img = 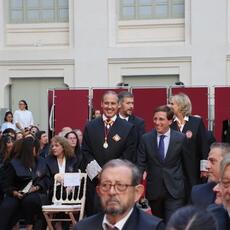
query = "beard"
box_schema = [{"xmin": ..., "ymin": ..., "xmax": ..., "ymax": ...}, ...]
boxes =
[{"xmin": 103, "ymin": 198, "xmax": 127, "ymax": 216}]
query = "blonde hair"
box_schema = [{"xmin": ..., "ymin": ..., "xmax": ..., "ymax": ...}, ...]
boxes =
[
  {"xmin": 169, "ymin": 93, "xmax": 192, "ymax": 116},
  {"xmin": 50, "ymin": 135, "xmax": 74, "ymax": 159}
]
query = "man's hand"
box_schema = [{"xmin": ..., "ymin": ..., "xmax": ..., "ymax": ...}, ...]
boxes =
[{"xmin": 13, "ymin": 191, "xmax": 24, "ymax": 199}]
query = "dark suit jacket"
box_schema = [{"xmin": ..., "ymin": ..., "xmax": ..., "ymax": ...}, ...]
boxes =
[
  {"xmin": 81, "ymin": 116, "xmax": 137, "ymax": 168},
  {"xmin": 208, "ymin": 204, "xmax": 230, "ymax": 230},
  {"xmin": 4, "ymin": 157, "xmax": 48, "ymax": 196},
  {"xmin": 128, "ymin": 115, "xmax": 145, "ymax": 140},
  {"xmin": 137, "ymin": 128, "xmax": 187, "ymax": 200},
  {"xmin": 74, "ymin": 206, "xmax": 165, "ymax": 230},
  {"xmin": 190, "ymin": 182, "xmax": 216, "ymax": 209},
  {"xmin": 171, "ymin": 116, "xmax": 209, "ymax": 187},
  {"xmin": 45, "ymin": 155, "xmax": 78, "ymax": 198}
]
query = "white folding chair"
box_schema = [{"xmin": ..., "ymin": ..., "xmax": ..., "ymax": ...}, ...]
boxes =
[{"xmin": 42, "ymin": 172, "xmax": 87, "ymax": 230}]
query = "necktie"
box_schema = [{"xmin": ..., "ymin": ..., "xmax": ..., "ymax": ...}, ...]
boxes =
[
  {"xmin": 158, "ymin": 135, "xmax": 165, "ymax": 161},
  {"xmin": 105, "ymin": 223, "xmax": 118, "ymax": 230}
]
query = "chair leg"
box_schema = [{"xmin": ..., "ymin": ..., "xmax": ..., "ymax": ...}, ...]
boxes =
[
  {"xmin": 43, "ymin": 212, "xmax": 54, "ymax": 230},
  {"xmin": 68, "ymin": 212, "xmax": 76, "ymax": 225}
]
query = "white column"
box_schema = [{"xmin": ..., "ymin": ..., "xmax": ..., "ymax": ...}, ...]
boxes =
[
  {"xmin": 0, "ymin": 0, "xmax": 5, "ymax": 48},
  {"xmin": 74, "ymin": 0, "xmax": 108, "ymax": 87},
  {"xmin": 191, "ymin": 0, "xmax": 227, "ymax": 86}
]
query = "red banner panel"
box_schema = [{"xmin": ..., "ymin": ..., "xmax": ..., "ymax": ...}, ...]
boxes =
[
  {"xmin": 171, "ymin": 87, "xmax": 209, "ymax": 128},
  {"xmin": 214, "ymin": 87, "xmax": 230, "ymax": 141},
  {"xmin": 92, "ymin": 88, "xmax": 129, "ymax": 114},
  {"xmin": 54, "ymin": 89, "xmax": 89, "ymax": 134},
  {"xmin": 132, "ymin": 88, "xmax": 168, "ymax": 132}
]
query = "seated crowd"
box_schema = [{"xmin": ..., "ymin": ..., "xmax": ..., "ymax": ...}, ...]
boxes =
[{"xmin": 0, "ymin": 91, "xmax": 229, "ymax": 230}]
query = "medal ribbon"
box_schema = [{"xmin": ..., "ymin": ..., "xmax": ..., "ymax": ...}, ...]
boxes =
[{"xmin": 104, "ymin": 119, "xmax": 113, "ymax": 144}]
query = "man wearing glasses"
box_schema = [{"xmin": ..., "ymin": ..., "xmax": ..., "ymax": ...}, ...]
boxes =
[
  {"xmin": 208, "ymin": 154, "xmax": 230, "ymax": 230},
  {"xmin": 74, "ymin": 159, "xmax": 164, "ymax": 230}
]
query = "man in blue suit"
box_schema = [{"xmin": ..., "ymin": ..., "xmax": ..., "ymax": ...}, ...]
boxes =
[
  {"xmin": 74, "ymin": 159, "xmax": 164, "ymax": 230},
  {"xmin": 137, "ymin": 105, "xmax": 189, "ymax": 222}
]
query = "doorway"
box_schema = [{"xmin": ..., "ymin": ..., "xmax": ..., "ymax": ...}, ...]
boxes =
[{"xmin": 10, "ymin": 78, "xmax": 68, "ymax": 131}]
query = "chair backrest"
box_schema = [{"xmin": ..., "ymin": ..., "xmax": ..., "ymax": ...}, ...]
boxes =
[{"xmin": 52, "ymin": 172, "xmax": 87, "ymax": 206}]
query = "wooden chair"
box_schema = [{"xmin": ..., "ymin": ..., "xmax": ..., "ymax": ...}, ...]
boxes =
[{"xmin": 42, "ymin": 172, "xmax": 87, "ymax": 230}]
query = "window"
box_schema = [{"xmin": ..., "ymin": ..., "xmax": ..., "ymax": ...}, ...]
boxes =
[
  {"xmin": 120, "ymin": 0, "xmax": 184, "ymax": 20},
  {"xmin": 8, "ymin": 0, "xmax": 69, "ymax": 23}
]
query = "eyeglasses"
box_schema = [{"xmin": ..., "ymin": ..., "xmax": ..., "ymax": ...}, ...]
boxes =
[
  {"xmin": 220, "ymin": 180, "xmax": 230, "ymax": 189},
  {"xmin": 99, "ymin": 182, "xmax": 135, "ymax": 193}
]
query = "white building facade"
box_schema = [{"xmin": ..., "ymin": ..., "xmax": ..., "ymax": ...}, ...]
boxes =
[{"xmin": 0, "ymin": 0, "xmax": 229, "ymax": 130}]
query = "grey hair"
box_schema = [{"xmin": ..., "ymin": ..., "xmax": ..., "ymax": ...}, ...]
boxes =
[
  {"xmin": 220, "ymin": 154, "xmax": 230, "ymax": 179},
  {"xmin": 210, "ymin": 142, "xmax": 230, "ymax": 158},
  {"xmin": 166, "ymin": 206, "xmax": 217, "ymax": 230},
  {"xmin": 169, "ymin": 93, "xmax": 192, "ymax": 116},
  {"xmin": 118, "ymin": 91, "xmax": 134, "ymax": 103},
  {"xmin": 101, "ymin": 91, "xmax": 119, "ymax": 103},
  {"xmin": 100, "ymin": 159, "xmax": 142, "ymax": 185}
]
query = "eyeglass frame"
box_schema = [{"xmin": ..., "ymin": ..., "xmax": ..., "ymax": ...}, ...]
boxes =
[
  {"xmin": 220, "ymin": 179, "xmax": 230, "ymax": 189},
  {"xmin": 98, "ymin": 182, "xmax": 136, "ymax": 193}
]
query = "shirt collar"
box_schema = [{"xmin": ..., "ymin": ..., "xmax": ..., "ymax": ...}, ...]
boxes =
[
  {"xmin": 119, "ymin": 113, "xmax": 129, "ymax": 121},
  {"xmin": 157, "ymin": 128, "xmax": 171, "ymax": 137},
  {"xmin": 102, "ymin": 114, "xmax": 117, "ymax": 123},
  {"xmin": 174, "ymin": 115, "xmax": 189, "ymax": 123},
  {"xmin": 102, "ymin": 207, "xmax": 133, "ymax": 230}
]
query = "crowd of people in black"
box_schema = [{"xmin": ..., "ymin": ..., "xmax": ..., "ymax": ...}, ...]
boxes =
[{"xmin": 0, "ymin": 92, "xmax": 229, "ymax": 230}]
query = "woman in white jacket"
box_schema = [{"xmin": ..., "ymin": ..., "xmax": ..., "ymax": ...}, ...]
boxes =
[{"xmin": 13, "ymin": 100, "xmax": 34, "ymax": 132}]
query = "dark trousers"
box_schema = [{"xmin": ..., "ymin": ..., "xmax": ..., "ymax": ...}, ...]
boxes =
[
  {"xmin": 148, "ymin": 184, "xmax": 185, "ymax": 223},
  {"xmin": 85, "ymin": 178, "xmax": 102, "ymax": 216},
  {"xmin": 0, "ymin": 192, "xmax": 45, "ymax": 229}
]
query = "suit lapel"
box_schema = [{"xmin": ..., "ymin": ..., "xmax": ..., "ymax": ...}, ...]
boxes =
[
  {"xmin": 95, "ymin": 213, "xmax": 104, "ymax": 230},
  {"xmin": 149, "ymin": 130, "xmax": 162, "ymax": 163},
  {"xmin": 171, "ymin": 121, "xmax": 180, "ymax": 132},
  {"xmin": 109, "ymin": 117, "xmax": 123, "ymax": 141},
  {"xmin": 97, "ymin": 118, "xmax": 106, "ymax": 143},
  {"xmin": 65, "ymin": 158, "xmax": 75, "ymax": 172},
  {"xmin": 50, "ymin": 156, "xmax": 59, "ymax": 175},
  {"xmin": 182, "ymin": 121, "xmax": 189, "ymax": 133},
  {"xmin": 122, "ymin": 207, "xmax": 137, "ymax": 230}
]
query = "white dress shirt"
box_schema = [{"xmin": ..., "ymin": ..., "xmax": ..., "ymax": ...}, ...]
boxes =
[
  {"xmin": 174, "ymin": 116, "xmax": 189, "ymax": 132},
  {"xmin": 119, "ymin": 114, "xmax": 129, "ymax": 121},
  {"xmin": 102, "ymin": 208, "xmax": 133, "ymax": 230}
]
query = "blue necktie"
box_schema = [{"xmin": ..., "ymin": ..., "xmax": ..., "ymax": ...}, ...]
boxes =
[{"xmin": 158, "ymin": 135, "xmax": 165, "ymax": 161}]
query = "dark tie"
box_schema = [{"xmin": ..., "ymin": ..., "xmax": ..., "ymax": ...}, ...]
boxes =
[
  {"xmin": 105, "ymin": 223, "xmax": 118, "ymax": 230},
  {"xmin": 158, "ymin": 135, "xmax": 165, "ymax": 161}
]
